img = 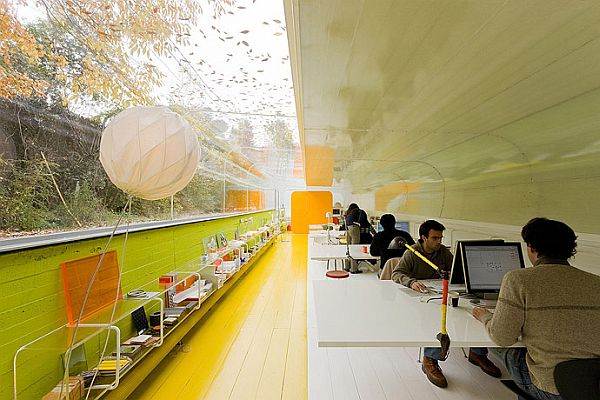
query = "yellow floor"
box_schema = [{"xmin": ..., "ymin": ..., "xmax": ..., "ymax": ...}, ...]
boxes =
[{"xmin": 129, "ymin": 234, "xmax": 307, "ymax": 400}]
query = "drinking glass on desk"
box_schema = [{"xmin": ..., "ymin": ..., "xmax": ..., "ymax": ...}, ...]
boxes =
[{"xmin": 449, "ymin": 291, "xmax": 459, "ymax": 307}]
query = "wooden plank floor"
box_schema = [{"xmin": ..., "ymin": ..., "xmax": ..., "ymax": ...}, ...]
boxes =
[
  {"xmin": 129, "ymin": 234, "xmax": 307, "ymax": 400},
  {"xmin": 130, "ymin": 234, "xmax": 516, "ymax": 400}
]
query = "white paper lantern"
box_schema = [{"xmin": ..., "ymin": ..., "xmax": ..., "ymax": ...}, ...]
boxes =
[{"xmin": 100, "ymin": 106, "xmax": 200, "ymax": 200}]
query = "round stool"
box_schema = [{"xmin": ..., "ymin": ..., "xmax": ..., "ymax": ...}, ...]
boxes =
[{"xmin": 325, "ymin": 270, "xmax": 349, "ymax": 279}]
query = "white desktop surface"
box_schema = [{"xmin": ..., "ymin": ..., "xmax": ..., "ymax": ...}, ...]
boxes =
[
  {"xmin": 313, "ymin": 279, "xmax": 509, "ymax": 348},
  {"xmin": 310, "ymin": 244, "xmax": 378, "ymax": 261},
  {"xmin": 308, "ymin": 230, "xmax": 346, "ymax": 239}
]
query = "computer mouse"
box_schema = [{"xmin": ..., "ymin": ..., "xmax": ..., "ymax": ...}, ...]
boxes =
[{"xmin": 469, "ymin": 299, "xmax": 480, "ymax": 304}]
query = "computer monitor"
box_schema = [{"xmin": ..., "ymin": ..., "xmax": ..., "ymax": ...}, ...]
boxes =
[
  {"xmin": 395, "ymin": 221, "xmax": 409, "ymax": 232},
  {"xmin": 450, "ymin": 240, "xmax": 505, "ymax": 285},
  {"xmin": 332, "ymin": 208, "xmax": 342, "ymax": 217},
  {"xmin": 463, "ymin": 242, "xmax": 525, "ymax": 294}
]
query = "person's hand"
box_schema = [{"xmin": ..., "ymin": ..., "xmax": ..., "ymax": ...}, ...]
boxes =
[
  {"xmin": 472, "ymin": 306, "xmax": 492, "ymax": 322},
  {"xmin": 410, "ymin": 280, "xmax": 427, "ymax": 292}
]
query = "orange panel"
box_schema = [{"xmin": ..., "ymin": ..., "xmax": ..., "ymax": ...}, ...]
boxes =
[
  {"xmin": 61, "ymin": 251, "xmax": 122, "ymax": 324},
  {"xmin": 293, "ymin": 144, "xmax": 304, "ymax": 178},
  {"xmin": 225, "ymin": 190, "xmax": 265, "ymax": 211},
  {"xmin": 375, "ymin": 181, "xmax": 421, "ymax": 211},
  {"xmin": 304, "ymin": 145, "xmax": 334, "ymax": 186},
  {"xmin": 291, "ymin": 191, "xmax": 333, "ymax": 233}
]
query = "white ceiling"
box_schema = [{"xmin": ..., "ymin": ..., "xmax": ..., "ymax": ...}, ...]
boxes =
[{"xmin": 284, "ymin": 0, "xmax": 600, "ymax": 233}]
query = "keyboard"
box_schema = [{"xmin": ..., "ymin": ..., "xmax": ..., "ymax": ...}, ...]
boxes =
[
  {"xmin": 420, "ymin": 279, "xmax": 466, "ymax": 293},
  {"xmin": 465, "ymin": 298, "xmax": 497, "ymax": 312}
]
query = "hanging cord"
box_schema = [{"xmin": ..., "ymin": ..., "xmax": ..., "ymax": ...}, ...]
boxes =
[
  {"xmin": 84, "ymin": 197, "xmax": 132, "ymax": 399},
  {"xmin": 60, "ymin": 197, "xmax": 132, "ymax": 399}
]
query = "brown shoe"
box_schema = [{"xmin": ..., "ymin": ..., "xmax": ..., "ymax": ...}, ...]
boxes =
[
  {"xmin": 421, "ymin": 356, "xmax": 448, "ymax": 388},
  {"xmin": 468, "ymin": 350, "xmax": 502, "ymax": 378}
]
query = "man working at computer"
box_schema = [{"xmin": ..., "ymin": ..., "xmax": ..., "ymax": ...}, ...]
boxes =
[
  {"xmin": 392, "ymin": 219, "xmax": 501, "ymax": 388},
  {"xmin": 472, "ymin": 217, "xmax": 600, "ymax": 399},
  {"xmin": 370, "ymin": 214, "xmax": 414, "ymax": 271}
]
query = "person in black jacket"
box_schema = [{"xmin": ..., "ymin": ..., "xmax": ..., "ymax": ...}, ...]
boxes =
[
  {"xmin": 370, "ymin": 214, "xmax": 415, "ymax": 269},
  {"xmin": 345, "ymin": 203, "xmax": 374, "ymax": 244}
]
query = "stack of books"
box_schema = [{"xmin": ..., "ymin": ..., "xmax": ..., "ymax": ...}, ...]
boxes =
[
  {"xmin": 112, "ymin": 345, "xmax": 142, "ymax": 362},
  {"xmin": 96, "ymin": 356, "xmax": 132, "ymax": 376}
]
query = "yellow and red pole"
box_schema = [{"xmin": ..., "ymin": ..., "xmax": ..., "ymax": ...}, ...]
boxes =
[{"xmin": 403, "ymin": 244, "xmax": 451, "ymax": 359}]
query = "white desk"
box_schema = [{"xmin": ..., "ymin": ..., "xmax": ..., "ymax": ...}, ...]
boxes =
[
  {"xmin": 310, "ymin": 244, "xmax": 379, "ymax": 261},
  {"xmin": 308, "ymin": 230, "xmax": 346, "ymax": 238},
  {"xmin": 313, "ymin": 279, "xmax": 514, "ymax": 348}
]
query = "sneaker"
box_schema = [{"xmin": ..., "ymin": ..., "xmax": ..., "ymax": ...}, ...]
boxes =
[
  {"xmin": 421, "ymin": 356, "xmax": 448, "ymax": 388},
  {"xmin": 468, "ymin": 350, "xmax": 502, "ymax": 378}
]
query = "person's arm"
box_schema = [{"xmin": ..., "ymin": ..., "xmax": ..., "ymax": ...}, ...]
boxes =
[
  {"xmin": 369, "ymin": 234, "xmax": 382, "ymax": 256},
  {"xmin": 403, "ymin": 231, "xmax": 415, "ymax": 245},
  {"xmin": 472, "ymin": 271, "xmax": 524, "ymax": 346},
  {"xmin": 391, "ymin": 251, "xmax": 419, "ymax": 288}
]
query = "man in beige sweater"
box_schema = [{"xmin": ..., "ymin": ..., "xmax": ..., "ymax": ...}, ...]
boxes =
[{"xmin": 473, "ymin": 217, "xmax": 600, "ymax": 399}]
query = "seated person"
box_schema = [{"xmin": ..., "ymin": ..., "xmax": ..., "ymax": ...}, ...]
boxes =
[
  {"xmin": 370, "ymin": 214, "xmax": 414, "ymax": 269},
  {"xmin": 392, "ymin": 219, "xmax": 500, "ymax": 388},
  {"xmin": 472, "ymin": 217, "xmax": 600, "ymax": 399}
]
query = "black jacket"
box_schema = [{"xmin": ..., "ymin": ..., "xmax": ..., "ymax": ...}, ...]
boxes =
[
  {"xmin": 370, "ymin": 228, "xmax": 415, "ymax": 268},
  {"xmin": 345, "ymin": 209, "xmax": 374, "ymax": 244}
]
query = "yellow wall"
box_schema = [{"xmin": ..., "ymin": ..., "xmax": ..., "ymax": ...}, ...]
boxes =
[{"xmin": 290, "ymin": 191, "xmax": 332, "ymax": 233}]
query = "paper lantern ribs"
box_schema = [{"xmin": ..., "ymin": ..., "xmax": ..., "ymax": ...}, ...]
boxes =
[{"xmin": 100, "ymin": 106, "xmax": 200, "ymax": 200}]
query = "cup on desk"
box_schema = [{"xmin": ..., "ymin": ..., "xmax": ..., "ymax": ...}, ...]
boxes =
[
  {"xmin": 449, "ymin": 291, "xmax": 460, "ymax": 307},
  {"xmin": 362, "ymin": 245, "xmax": 368, "ymax": 253}
]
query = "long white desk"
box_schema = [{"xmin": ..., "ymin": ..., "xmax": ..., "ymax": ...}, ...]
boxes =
[
  {"xmin": 308, "ymin": 230, "xmax": 346, "ymax": 238},
  {"xmin": 310, "ymin": 244, "xmax": 379, "ymax": 261},
  {"xmin": 313, "ymin": 279, "xmax": 515, "ymax": 348}
]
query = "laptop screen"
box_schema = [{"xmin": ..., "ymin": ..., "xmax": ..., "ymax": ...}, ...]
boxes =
[
  {"xmin": 463, "ymin": 242, "xmax": 525, "ymax": 293},
  {"xmin": 450, "ymin": 240, "xmax": 505, "ymax": 285}
]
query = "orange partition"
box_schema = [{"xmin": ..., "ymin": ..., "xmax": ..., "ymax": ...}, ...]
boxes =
[
  {"xmin": 291, "ymin": 191, "xmax": 333, "ymax": 233},
  {"xmin": 304, "ymin": 145, "xmax": 335, "ymax": 186},
  {"xmin": 225, "ymin": 190, "xmax": 265, "ymax": 211},
  {"xmin": 61, "ymin": 251, "xmax": 122, "ymax": 324}
]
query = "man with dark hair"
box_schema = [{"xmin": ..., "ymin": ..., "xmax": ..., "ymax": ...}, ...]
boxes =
[
  {"xmin": 473, "ymin": 217, "xmax": 600, "ymax": 399},
  {"xmin": 369, "ymin": 214, "xmax": 414, "ymax": 269},
  {"xmin": 392, "ymin": 219, "xmax": 452, "ymax": 291},
  {"xmin": 392, "ymin": 219, "xmax": 500, "ymax": 388}
]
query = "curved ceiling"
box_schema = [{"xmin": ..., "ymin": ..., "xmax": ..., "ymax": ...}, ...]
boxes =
[{"xmin": 284, "ymin": 0, "xmax": 600, "ymax": 233}]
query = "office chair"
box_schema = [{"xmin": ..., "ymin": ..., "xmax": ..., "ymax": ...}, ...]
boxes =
[
  {"xmin": 554, "ymin": 358, "xmax": 600, "ymax": 400},
  {"xmin": 502, "ymin": 357, "xmax": 600, "ymax": 400}
]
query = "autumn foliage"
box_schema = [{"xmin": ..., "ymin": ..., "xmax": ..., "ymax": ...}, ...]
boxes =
[{"xmin": 0, "ymin": 0, "xmax": 233, "ymax": 106}]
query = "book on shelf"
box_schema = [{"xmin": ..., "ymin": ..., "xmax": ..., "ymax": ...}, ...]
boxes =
[
  {"xmin": 96, "ymin": 356, "xmax": 132, "ymax": 376},
  {"xmin": 123, "ymin": 334, "xmax": 152, "ymax": 345}
]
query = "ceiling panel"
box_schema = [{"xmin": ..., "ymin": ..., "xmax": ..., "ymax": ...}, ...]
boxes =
[{"xmin": 285, "ymin": 0, "xmax": 600, "ymax": 232}]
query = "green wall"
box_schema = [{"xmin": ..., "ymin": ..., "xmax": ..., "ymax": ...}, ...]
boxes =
[{"xmin": 1, "ymin": 210, "xmax": 274, "ymax": 400}]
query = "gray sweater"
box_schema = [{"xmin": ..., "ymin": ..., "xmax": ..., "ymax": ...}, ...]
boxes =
[
  {"xmin": 481, "ymin": 258, "xmax": 600, "ymax": 394},
  {"xmin": 391, "ymin": 241, "xmax": 453, "ymax": 287}
]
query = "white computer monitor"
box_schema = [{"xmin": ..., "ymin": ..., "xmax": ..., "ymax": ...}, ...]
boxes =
[
  {"xmin": 450, "ymin": 239, "xmax": 505, "ymax": 285},
  {"xmin": 463, "ymin": 242, "xmax": 525, "ymax": 294}
]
